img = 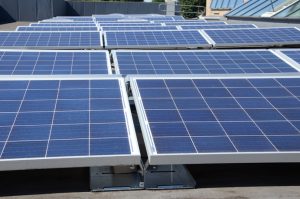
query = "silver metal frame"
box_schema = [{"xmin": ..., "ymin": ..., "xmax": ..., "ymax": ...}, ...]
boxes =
[
  {"xmin": 130, "ymin": 73, "xmax": 300, "ymax": 165},
  {"xmin": 0, "ymin": 31, "xmax": 103, "ymax": 50},
  {"xmin": 112, "ymin": 49, "xmax": 300, "ymax": 76},
  {"xmin": 271, "ymin": 48, "xmax": 300, "ymax": 72},
  {"xmin": 0, "ymin": 49, "xmax": 112, "ymax": 74},
  {"xmin": 104, "ymin": 30, "xmax": 212, "ymax": 49},
  {"xmin": 201, "ymin": 27, "xmax": 300, "ymax": 48},
  {"xmin": 0, "ymin": 75, "xmax": 140, "ymax": 171}
]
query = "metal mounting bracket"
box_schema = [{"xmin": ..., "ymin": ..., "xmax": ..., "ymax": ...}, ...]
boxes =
[
  {"xmin": 143, "ymin": 163, "xmax": 196, "ymax": 189},
  {"xmin": 90, "ymin": 165, "xmax": 144, "ymax": 191}
]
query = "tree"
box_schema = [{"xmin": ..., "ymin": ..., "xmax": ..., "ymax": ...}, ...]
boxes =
[{"xmin": 179, "ymin": 0, "xmax": 202, "ymax": 18}]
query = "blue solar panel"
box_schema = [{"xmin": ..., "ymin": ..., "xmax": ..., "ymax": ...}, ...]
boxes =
[
  {"xmin": 0, "ymin": 77, "xmax": 139, "ymax": 170},
  {"xmin": 0, "ymin": 50, "xmax": 110, "ymax": 75},
  {"xmin": 203, "ymin": 27, "xmax": 300, "ymax": 47},
  {"xmin": 101, "ymin": 26, "xmax": 178, "ymax": 31},
  {"xmin": 17, "ymin": 26, "xmax": 98, "ymax": 31},
  {"xmin": 180, "ymin": 24, "xmax": 256, "ymax": 30},
  {"xmin": 105, "ymin": 30, "xmax": 211, "ymax": 49},
  {"xmin": 132, "ymin": 76, "xmax": 300, "ymax": 164},
  {"xmin": 31, "ymin": 23, "xmax": 96, "ymax": 27},
  {"xmin": 278, "ymin": 49, "xmax": 300, "ymax": 66},
  {"xmin": 0, "ymin": 31, "xmax": 102, "ymax": 49},
  {"xmin": 99, "ymin": 23, "xmax": 158, "ymax": 27},
  {"xmin": 113, "ymin": 50, "xmax": 298, "ymax": 75},
  {"xmin": 164, "ymin": 22, "xmax": 226, "ymax": 25}
]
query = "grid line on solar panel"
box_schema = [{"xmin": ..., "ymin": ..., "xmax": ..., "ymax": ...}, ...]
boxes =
[
  {"xmin": 101, "ymin": 26, "xmax": 178, "ymax": 31},
  {"xmin": 202, "ymin": 27, "xmax": 300, "ymax": 47},
  {"xmin": 0, "ymin": 50, "xmax": 111, "ymax": 75},
  {"xmin": 180, "ymin": 24, "xmax": 257, "ymax": 30},
  {"xmin": 131, "ymin": 75, "xmax": 300, "ymax": 165},
  {"xmin": 104, "ymin": 30, "xmax": 211, "ymax": 49},
  {"xmin": 0, "ymin": 31, "xmax": 102, "ymax": 49},
  {"xmin": 17, "ymin": 26, "xmax": 99, "ymax": 32},
  {"xmin": 0, "ymin": 76, "xmax": 140, "ymax": 171},
  {"xmin": 112, "ymin": 49, "xmax": 299, "ymax": 75},
  {"xmin": 272, "ymin": 49, "xmax": 300, "ymax": 72}
]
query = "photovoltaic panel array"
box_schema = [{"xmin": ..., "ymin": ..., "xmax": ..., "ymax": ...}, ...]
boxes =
[
  {"xmin": 203, "ymin": 27, "xmax": 300, "ymax": 47},
  {"xmin": 180, "ymin": 24, "xmax": 256, "ymax": 30},
  {"xmin": 17, "ymin": 26, "xmax": 98, "ymax": 32},
  {"xmin": 113, "ymin": 50, "xmax": 298, "ymax": 75},
  {"xmin": 0, "ymin": 32, "xmax": 102, "ymax": 49},
  {"xmin": 131, "ymin": 76, "xmax": 300, "ymax": 165},
  {"xmin": 101, "ymin": 26, "xmax": 178, "ymax": 31},
  {"xmin": 104, "ymin": 30, "xmax": 211, "ymax": 49},
  {"xmin": 0, "ymin": 50, "xmax": 111, "ymax": 75},
  {"xmin": 0, "ymin": 77, "xmax": 140, "ymax": 171}
]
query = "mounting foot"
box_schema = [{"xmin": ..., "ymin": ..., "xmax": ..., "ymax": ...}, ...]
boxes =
[
  {"xmin": 90, "ymin": 165, "xmax": 144, "ymax": 191},
  {"xmin": 144, "ymin": 164, "xmax": 196, "ymax": 189}
]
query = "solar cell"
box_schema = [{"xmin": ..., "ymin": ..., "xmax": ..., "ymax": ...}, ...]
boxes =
[
  {"xmin": 180, "ymin": 24, "xmax": 256, "ymax": 30},
  {"xmin": 131, "ymin": 75, "xmax": 300, "ymax": 165},
  {"xmin": 0, "ymin": 31, "xmax": 102, "ymax": 49},
  {"xmin": 203, "ymin": 27, "xmax": 300, "ymax": 47},
  {"xmin": 0, "ymin": 50, "xmax": 111, "ymax": 75},
  {"xmin": 0, "ymin": 76, "xmax": 140, "ymax": 171},
  {"xmin": 104, "ymin": 30, "xmax": 211, "ymax": 49},
  {"xmin": 17, "ymin": 26, "xmax": 98, "ymax": 31},
  {"xmin": 101, "ymin": 26, "xmax": 178, "ymax": 31},
  {"xmin": 112, "ymin": 50, "xmax": 298, "ymax": 75}
]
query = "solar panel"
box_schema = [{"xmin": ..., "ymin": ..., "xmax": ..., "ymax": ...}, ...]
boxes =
[
  {"xmin": 112, "ymin": 49, "xmax": 299, "ymax": 75},
  {"xmin": 0, "ymin": 76, "xmax": 140, "ymax": 171},
  {"xmin": 104, "ymin": 30, "xmax": 211, "ymax": 49},
  {"xmin": 131, "ymin": 75, "xmax": 300, "ymax": 165},
  {"xmin": 164, "ymin": 22, "xmax": 226, "ymax": 26},
  {"xmin": 180, "ymin": 24, "xmax": 257, "ymax": 30},
  {"xmin": 98, "ymin": 23, "xmax": 158, "ymax": 27},
  {"xmin": 203, "ymin": 27, "xmax": 300, "ymax": 47},
  {"xmin": 0, "ymin": 50, "xmax": 111, "ymax": 75},
  {"xmin": 0, "ymin": 31, "xmax": 102, "ymax": 49},
  {"xmin": 31, "ymin": 23, "xmax": 96, "ymax": 27},
  {"xmin": 17, "ymin": 26, "xmax": 98, "ymax": 32},
  {"xmin": 273, "ymin": 49, "xmax": 300, "ymax": 71},
  {"xmin": 101, "ymin": 26, "xmax": 178, "ymax": 31}
]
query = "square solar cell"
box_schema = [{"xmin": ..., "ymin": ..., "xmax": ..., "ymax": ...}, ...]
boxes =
[
  {"xmin": 112, "ymin": 50, "xmax": 299, "ymax": 75},
  {"xmin": 203, "ymin": 27, "xmax": 300, "ymax": 47},
  {"xmin": 0, "ymin": 31, "xmax": 102, "ymax": 49},
  {"xmin": 131, "ymin": 76, "xmax": 300, "ymax": 165},
  {"xmin": 0, "ymin": 77, "xmax": 139, "ymax": 171},
  {"xmin": 104, "ymin": 30, "xmax": 211, "ymax": 49},
  {"xmin": 0, "ymin": 50, "xmax": 111, "ymax": 75}
]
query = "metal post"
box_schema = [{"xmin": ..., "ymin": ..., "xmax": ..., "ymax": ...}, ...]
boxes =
[{"xmin": 166, "ymin": 0, "xmax": 176, "ymax": 16}]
